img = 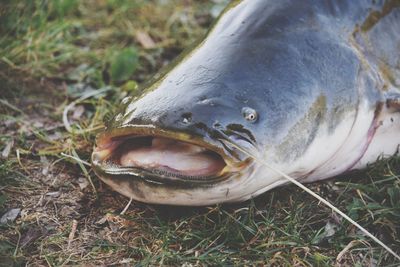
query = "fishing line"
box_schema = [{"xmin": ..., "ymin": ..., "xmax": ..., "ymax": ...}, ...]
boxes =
[{"xmin": 222, "ymin": 138, "xmax": 400, "ymax": 261}]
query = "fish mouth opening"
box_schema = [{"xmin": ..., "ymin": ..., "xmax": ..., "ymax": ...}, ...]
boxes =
[{"xmin": 92, "ymin": 129, "xmax": 247, "ymax": 184}]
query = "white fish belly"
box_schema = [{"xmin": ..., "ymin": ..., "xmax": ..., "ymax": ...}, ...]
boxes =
[{"xmin": 352, "ymin": 108, "xmax": 400, "ymax": 170}]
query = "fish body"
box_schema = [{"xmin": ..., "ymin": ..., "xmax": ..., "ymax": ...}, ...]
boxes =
[{"xmin": 92, "ymin": 0, "xmax": 400, "ymax": 205}]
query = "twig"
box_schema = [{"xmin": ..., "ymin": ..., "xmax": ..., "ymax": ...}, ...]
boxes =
[
  {"xmin": 120, "ymin": 198, "xmax": 133, "ymax": 215},
  {"xmin": 67, "ymin": 220, "xmax": 78, "ymax": 250}
]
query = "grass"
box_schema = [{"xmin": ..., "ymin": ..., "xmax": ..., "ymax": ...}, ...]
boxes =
[{"xmin": 0, "ymin": 0, "xmax": 399, "ymax": 266}]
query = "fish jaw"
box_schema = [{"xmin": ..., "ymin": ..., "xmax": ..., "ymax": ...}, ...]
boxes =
[{"xmin": 91, "ymin": 125, "xmax": 259, "ymax": 205}]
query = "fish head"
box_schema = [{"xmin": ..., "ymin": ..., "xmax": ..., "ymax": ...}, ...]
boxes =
[
  {"xmin": 92, "ymin": 0, "xmax": 366, "ymax": 205},
  {"xmin": 91, "ymin": 56, "xmax": 267, "ymax": 205}
]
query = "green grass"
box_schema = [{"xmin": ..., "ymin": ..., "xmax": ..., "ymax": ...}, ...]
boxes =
[{"xmin": 0, "ymin": 0, "xmax": 399, "ymax": 266}]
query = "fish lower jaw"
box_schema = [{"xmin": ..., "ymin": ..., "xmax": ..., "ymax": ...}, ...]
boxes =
[{"xmin": 93, "ymin": 167, "xmax": 257, "ymax": 206}]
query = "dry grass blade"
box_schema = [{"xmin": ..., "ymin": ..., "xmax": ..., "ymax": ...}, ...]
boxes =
[
  {"xmin": 63, "ymin": 87, "xmax": 111, "ymax": 134},
  {"xmin": 71, "ymin": 149, "xmax": 96, "ymax": 195},
  {"xmin": 60, "ymin": 152, "xmax": 91, "ymax": 167},
  {"xmin": 0, "ymin": 99, "xmax": 24, "ymax": 114}
]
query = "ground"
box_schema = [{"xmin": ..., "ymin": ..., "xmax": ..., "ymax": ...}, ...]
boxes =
[{"xmin": 0, "ymin": 1, "xmax": 399, "ymax": 266}]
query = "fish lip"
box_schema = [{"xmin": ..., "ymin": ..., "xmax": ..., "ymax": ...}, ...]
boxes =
[{"xmin": 92, "ymin": 124, "xmax": 251, "ymax": 186}]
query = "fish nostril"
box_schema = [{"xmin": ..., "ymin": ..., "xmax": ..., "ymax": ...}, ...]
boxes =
[
  {"xmin": 213, "ymin": 122, "xmax": 222, "ymax": 129},
  {"xmin": 181, "ymin": 113, "xmax": 193, "ymax": 124}
]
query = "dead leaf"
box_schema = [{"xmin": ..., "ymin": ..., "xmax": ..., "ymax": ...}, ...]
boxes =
[
  {"xmin": 46, "ymin": 191, "xmax": 61, "ymax": 198},
  {"xmin": 0, "ymin": 208, "xmax": 21, "ymax": 224},
  {"xmin": 1, "ymin": 139, "xmax": 14, "ymax": 159},
  {"xmin": 78, "ymin": 177, "xmax": 89, "ymax": 190},
  {"xmin": 71, "ymin": 105, "xmax": 85, "ymax": 120},
  {"xmin": 135, "ymin": 30, "xmax": 156, "ymax": 49},
  {"xmin": 324, "ymin": 221, "xmax": 337, "ymax": 238},
  {"xmin": 40, "ymin": 156, "xmax": 50, "ymax": 175},
  {"xmin": 95, "ymin": 215, "xmax": 108, "ymax": 225}
]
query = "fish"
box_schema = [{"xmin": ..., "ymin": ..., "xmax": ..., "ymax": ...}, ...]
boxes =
[{"xmin": 92, "ymin": 0, "xmax": 400, "ymax": 206}]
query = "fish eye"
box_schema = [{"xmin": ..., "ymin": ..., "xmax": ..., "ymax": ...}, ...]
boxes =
[{"xmin": 242, "ymin": 107, "xmax": 258, "ymax": 122}]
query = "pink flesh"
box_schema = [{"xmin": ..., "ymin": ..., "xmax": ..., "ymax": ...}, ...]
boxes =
[{"xmin": 120, "ymin": 137, "xmax": 225, "ymax": 177}]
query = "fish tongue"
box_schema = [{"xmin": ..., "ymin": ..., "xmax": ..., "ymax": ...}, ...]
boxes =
[{"xmin": 120, "ymin": 138, "xmax": 224, "ymax": 176}]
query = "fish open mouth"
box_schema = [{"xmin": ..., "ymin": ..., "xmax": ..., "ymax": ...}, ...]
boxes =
[{"xmin": 92, "ymin": 128, "xmax": 247, "ymax": 184}]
